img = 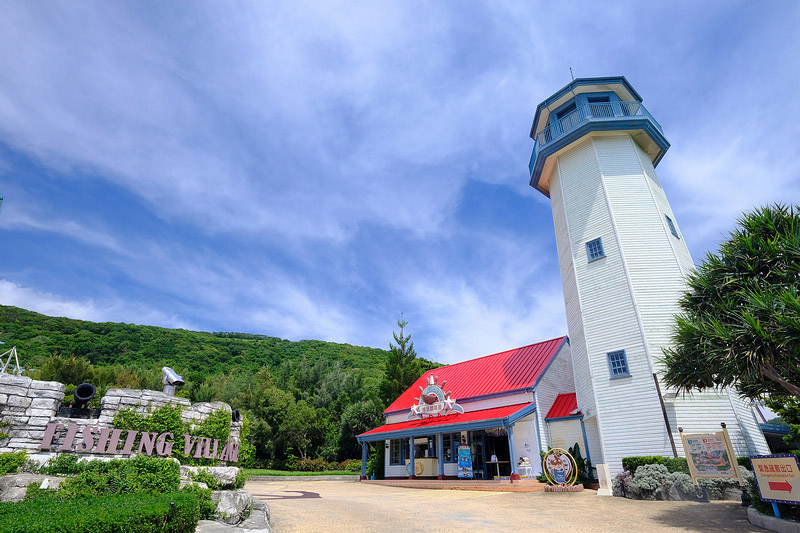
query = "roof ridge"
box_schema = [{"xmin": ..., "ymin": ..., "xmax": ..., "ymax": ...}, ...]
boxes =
[{"xmin": 423, "ymin": 335, "xmax": 567, "ymax": 372}]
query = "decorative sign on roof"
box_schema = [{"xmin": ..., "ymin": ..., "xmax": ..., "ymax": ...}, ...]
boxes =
[{"xmin": 407, "ymin": 374, "xmax": 464, "ymax": 420}]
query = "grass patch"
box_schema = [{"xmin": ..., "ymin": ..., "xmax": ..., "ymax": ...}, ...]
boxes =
[{"xmin": 245, "ymin": 469, "xmax": 359, "ymax": 476}]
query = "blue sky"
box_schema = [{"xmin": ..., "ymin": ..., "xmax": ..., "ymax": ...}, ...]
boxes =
[{"xmin": 1, "ymin": 1, "xmax": 799, "ymax": 364}]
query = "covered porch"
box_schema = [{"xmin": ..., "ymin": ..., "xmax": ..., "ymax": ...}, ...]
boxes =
[{"xmin": 357, "ymin": 403, "xmax": 541, "ymax": 482}]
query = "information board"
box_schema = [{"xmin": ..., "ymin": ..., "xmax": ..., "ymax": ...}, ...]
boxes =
[
  {"xmin": 457, "ymin": 444, "xmax": 473, "ymax": 479},
  {"xmin": 680, "ymin": 431, "xmax": 737, "ymax": 478},
  {"xmin": 751, "ymin": 454, "xmax": 800, "ymax": 505}
]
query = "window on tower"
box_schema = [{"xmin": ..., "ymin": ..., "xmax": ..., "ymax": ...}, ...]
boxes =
[
  {"xmin": 586, "ymin": 238, "xmax": 605, "ymax": 262},
  {"xmin": 665, "ymin": 214, "xmax": 680, "ymax": 239},
  {"xmin": 607, "ymin": 350, "xmax": 631, "ymax": 379}
]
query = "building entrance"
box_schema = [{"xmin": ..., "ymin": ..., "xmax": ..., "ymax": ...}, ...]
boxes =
[{"xmin": 484, "ymin": 431, "xmax": 511, "ymax": 478}]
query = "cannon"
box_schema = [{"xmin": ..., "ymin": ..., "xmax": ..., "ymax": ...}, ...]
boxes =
[{"xmin": 70, "ymin": 383, "xmax": 96, "ymax": 409}]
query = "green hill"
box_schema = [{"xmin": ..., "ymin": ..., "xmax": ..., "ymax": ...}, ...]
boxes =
[
  {"xmin": 0, "ymin": 305, "xmax": 388, "ymax": 381},
  {"xmin": 0, "ymin": 305, "xmax": 435, "ymax": 467}
]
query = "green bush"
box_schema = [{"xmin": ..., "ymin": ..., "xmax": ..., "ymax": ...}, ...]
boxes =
[
  {"xmin": 622, "ymin": 456, "xmax": 688, "ymax": 474},
  {"xmin": 0, "ymin": 491, "xmax": 205, "ymax": 533},
  {"xmin": 342, "ymin": 459, "xmax": 362, "ymax": 473},
  {"xmin": 667, "ymin": 471, "xmax": 695, "ymax": 495},
  {"xmin": 42, "ymin": 453, "xmax": 86, "ymax": 476},
  {"xmin": 55, "ymin": 455, "xmax": 180, "ymax": 499},
  {"xmin": 633, "ymin": 464, "xmax": 670, "ymax": 499},
  {"xmin": 113, "ymin": 405, "xmax": 233, "ymax": 466},
  {"xmin": 736, "ymin": 456, "xmax": 752, "ymax": 470},
  {"xmin": 0, "ymin": 452, "xmax": 27, "ymax": 476},
  {"xmin": 295, "ymin": 457, "xmax": 333, "ymax": 472}
]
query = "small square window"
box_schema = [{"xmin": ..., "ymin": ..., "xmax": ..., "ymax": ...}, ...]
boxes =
[
  {"xmin": 665, "ymin": 215, "xmax": 680, "ymax": 239},
  {"xmin": 607, "ymin": 350, "xmax": 631, "ymax": 379},
  {"xmin": 586, "ymin": 238, "xmax": 605, "ymax": 262}
]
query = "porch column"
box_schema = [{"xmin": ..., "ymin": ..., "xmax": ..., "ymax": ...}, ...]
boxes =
[
  {"xmin": 360, "ymin": 441, "xmax": 368, "ymax": 480},
  {"xmin": 408, "ymin": 435, "xmax": 415, "ymax": 479},
  {"xmin": 437, "ymin": 433, "xmax": 444, "ymax": 479},
  {"xmin": 507, "ymin": 425, "xmax": 520, "ymax": 481}
]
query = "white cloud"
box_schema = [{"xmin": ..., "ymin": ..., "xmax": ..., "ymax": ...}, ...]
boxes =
[{"xmin": 0, "ymin": 279, "xmax": 195, "ymax": 330}]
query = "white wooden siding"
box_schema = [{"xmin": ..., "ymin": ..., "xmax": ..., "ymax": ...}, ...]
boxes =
[
  {"xmin": 553, "ymin": 135, "xmax": 676, "ymax": 473},
  {"xmin": 547, "ymin": 418, "xmax": 584, "ymax": 453},
  {"xmin": 513, "ymin": 416, "xmax": 543, "ymax": 476},
  {"xmin": 533, "ymin": 342, "xmax": 575, "ymax": 453}
]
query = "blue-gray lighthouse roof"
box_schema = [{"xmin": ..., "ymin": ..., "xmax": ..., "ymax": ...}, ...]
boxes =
[{"xmin": 528, "ymin": 76, "xmax": 669, "ymax": 197}]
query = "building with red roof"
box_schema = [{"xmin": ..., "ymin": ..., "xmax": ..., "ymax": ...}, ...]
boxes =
[{"xmin": 357, "ymin": 337, "xmax": 585, "ymax": 480}]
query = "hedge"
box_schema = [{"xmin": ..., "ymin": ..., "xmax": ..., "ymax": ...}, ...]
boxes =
[
  {"xmin": 0, "ymin": 492, "xmax": 204, "ymax": 533},
  {"xmin": 623, "ymin": 455, "xmax": 759, "ymax": 475},
  {"xmin": 621, "ymin": 456, "xmax": 689, "ymax": 474}
]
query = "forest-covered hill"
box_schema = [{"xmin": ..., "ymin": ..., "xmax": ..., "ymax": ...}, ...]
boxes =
[
  {"xmin": 0, "ymin": 305, "xmax": 389, "ymax": 383},
  {"xmin": 0, "ymin": 305, "xmax": 435, "ymax": 468}
]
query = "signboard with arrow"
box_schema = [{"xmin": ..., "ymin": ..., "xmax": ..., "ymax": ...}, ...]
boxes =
[{"xmin": 751, "ymin": 454, "xmax": 800, "ymax": 505}]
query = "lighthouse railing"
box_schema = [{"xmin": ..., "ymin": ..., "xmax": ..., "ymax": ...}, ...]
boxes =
[{"xmin": 529, "ymin": 100, "xmax": 663, "ymax": 175}]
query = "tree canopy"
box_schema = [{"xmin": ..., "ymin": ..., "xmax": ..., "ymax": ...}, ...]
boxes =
[
  {"xmin": 379, "ymin": 315, "xmax": 425, "ymax": 406},
  {"xmin": 661, "ymin": 204, "xmax": 800, "ymax": 400}
]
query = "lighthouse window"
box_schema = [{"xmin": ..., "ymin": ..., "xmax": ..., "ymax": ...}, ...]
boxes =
[
  {"xmin": 665, "ymin": 214, "xmax": 680, "ymax": 239},
  {"xmin": 607, "ymin": 350, "xmax": 631, "ymax": 379},
  {"xmin": 586, "ymin": 238, "xmax": 605, "ymax": 262}
]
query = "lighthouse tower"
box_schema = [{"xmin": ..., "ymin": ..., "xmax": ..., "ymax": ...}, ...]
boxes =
[{"xmin": 528, "ymin": 77, "xmax": 768, "ymax": 472}]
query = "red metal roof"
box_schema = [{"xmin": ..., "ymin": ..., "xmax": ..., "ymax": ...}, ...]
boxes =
[
  {"xmin": 545, "ymin": 393, "xmax": 579, "ymax": 419},
  {"xmin": 359, "ymin": 403, "xmax": 532, "ymax": 439},
  {"xmin": 385, "ymin": 336, "xmax": 567, "ymax": 413}
]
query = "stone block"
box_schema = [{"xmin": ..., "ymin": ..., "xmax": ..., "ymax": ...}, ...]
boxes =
[
  {"xmin": 34, "ymin": 389, "xmax": 65, "ymax": 400},
  {"xmin": 0, "ymin": 374, "xmax": 32, "ymax": 388},
  {"xmin": 29, "ymin": 380, "xmax": 65, "ymax": 392},
  {"xmin": 0, "ymin": 394, "xmax": 7, "ymax": 404},
  {"xmin": 30, "ymin": 397, "xmax": 60, "ymax": 410},
  {"xmin": 25, "ymin": 408, "xmax": 54, "ymax": 418},
  {"xmin": 7, "ymin": 395, "xmax": 31, "ymax": 408},
  {"xmin": 212, "ymin": 489, "xmax": 252, "ymax": 525},
  {"xmin": 0, "ymin": 385, "xmax": 30, "ymax": 397},
  {"xmin": 28, "ymin": 417, "xmax": 51, "ymax": 427}
]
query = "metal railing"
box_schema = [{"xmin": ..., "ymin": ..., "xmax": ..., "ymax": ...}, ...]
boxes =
[
  {"xmin": 535, "ymin": 100, "xmax": 660, "ymax": 147},
  {"xmin": 529, "ymin": 100, "xmax": 662, "ymax": 175}
]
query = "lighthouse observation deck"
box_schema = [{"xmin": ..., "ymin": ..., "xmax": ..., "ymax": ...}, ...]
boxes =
[{"xmin": 527, "ymin": 77, "xmax": 669, "ymax": 196}]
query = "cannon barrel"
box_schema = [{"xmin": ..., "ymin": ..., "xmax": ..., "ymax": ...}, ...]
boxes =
[{"xmin": 70, "ymin": 383, "xmax": 97, "ymax": 408}]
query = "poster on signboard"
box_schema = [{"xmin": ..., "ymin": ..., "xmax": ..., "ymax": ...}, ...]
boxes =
[
  {"xmin": 679, "ymin": 430, "xmax": 737, "ymax": 479},
  {"xmin": 458, "ymin": 444, "xmax": 473, "ymax": 479}
]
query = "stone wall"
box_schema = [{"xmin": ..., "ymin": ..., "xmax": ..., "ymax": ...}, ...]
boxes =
[
  {"xmin": 0, "ymin": 373, "xmax": 242, "ymax": 463},
  {"xmin": 0, "ymin": 373, "xmax": 64, "ymax": 454}
]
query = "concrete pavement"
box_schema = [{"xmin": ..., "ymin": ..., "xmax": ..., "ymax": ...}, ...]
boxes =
[{"xmin": 245, "ymin": 478, "xmax": 763, "ymax": 532}]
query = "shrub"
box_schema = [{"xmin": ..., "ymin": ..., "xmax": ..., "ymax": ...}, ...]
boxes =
[
  {"xmin": 113, "ymin": 405, "xmax": 234, "ymax": 466},
  {"xmin": 0, "ymin": 452, "xmax": 27, "ymax": 476},
  {"xmin": 295, "ymin": 457, "xmax": 331, "ymax": 472},
  {"xmin": 622, "ymin": 455, "xmax": 688, "ymax": 474},
  {"xmin": 191, "ymin": 468, "xmax": 222, "ymax": 490},
  {"xmin": 633, "ymin": 464, "xmax": 671, "ymax": 500},
  {"xmin": 737, "ymin": 456, "xmax": 752, "ymax": 470},
  {"xmin": 342, "ymin": 459, "xmax": 362, "ymax": 473},
  {"xmin": 0, "ymin": 491, "xmax": 205, "ymax": 533},
  {"xmin": 667, "ymin": 471, "xmax": 694, "ymax": 496},
  {"xmin": 41, "ymin": 453, "xmax": 86, "ymax": 476},
  {"xmin": 56, "ymin": 455, "xmax": 181, "ymax": 499}
]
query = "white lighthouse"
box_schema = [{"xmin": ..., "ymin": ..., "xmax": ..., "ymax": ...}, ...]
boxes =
[{"xmin": 528, "ymin": 77, "xmax": 769, "ymax": 472}]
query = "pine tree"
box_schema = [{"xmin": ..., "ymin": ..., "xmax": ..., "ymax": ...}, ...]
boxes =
[{"xmin": 379, "ymin": 315, "xmax": 422, "ymax": 406}]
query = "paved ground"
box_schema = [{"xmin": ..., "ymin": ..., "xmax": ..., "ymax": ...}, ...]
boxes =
[{"xmin": 245, "ymin": 479, "xmax": 763, "ymax": 532}]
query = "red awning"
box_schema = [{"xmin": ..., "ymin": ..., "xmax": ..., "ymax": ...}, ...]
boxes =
[
  {"xmin": 545, "ymin": 393, "xmax": 579, "ymax": 419},
  {"xmin": 358, "ymin": 403, "xmax": 533, "ymax": 441}
]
